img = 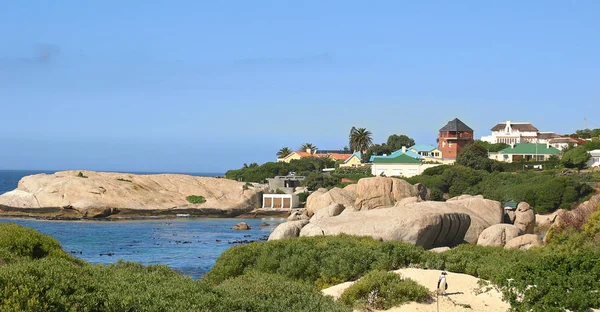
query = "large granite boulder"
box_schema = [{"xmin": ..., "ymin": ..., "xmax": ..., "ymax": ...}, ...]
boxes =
[
  {"xmin": 287, "ymin": 209, "xmax": 310, "ymax": 221},
  {"xmin": 308, "ymin": 204, "xmax": 471, "ymax": 249},
  {"xmin": 268, "ymin": 220, "xmax": 309, "ymax": 241},
  {"xmin": 310, "ymin": 203, "xmax": 345, "ymax": 222},
  {"xmin": 299, "ymin": 223, "xmax": 325, "ymax": 237},
  {"xmin": 0, "ymin": 170, "xmax": 263, "ymax": 219},
  {"xmin": 515, "ymin": 202, "xmax": 535, "ymax": 234},
  {"xmin": 504, "ymin": 234, "xmax": 543, "ymax": 250},
  {"xmin": 409, "ymin": 195, "xmax": 504, "ymax": 244},
  {"xmin": 477, "ymin": 224, "xmax": 523, "ymax": 247},
  {"xmin": 354, "ymin": 177, "xmax": 423, "ymax": 210},
  {"xmin": 305, "ymin": 187, "xmax": 356, "ymax": 215},
  {"xmin": 232, "ymin": 222, "xmax": 250, "ymax": 230}
]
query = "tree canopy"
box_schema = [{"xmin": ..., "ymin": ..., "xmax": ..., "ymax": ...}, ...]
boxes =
[
  {"xmin": 277, "ymin": 147, "xmax": 293, "ymax": 158},
  {"xmin": 561, "ymin": 146, "xmax": 591, "ymax": 171},
  {"xmin": 386, "ymin": 134, "xmax": 415, "ymax": 150},
  {"xmin": 349, "ymin": 127, "xmax": 373, "ymax": 153},
  {"xmin": 299, "ymin": 143, "xmax": 318, "ymax": 152},
  {"xmin": 456, "ymin": 141, "xmax": 505, "ymax": 172}
]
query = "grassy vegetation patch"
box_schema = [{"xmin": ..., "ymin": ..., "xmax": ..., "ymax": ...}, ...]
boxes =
[
  {"xmin": 340, "ymin": 270, "xmax": 430, "ymax": 310},
  {"xmin": 116, "ymin": 178, "xmax": 132, "ymax": 183},
  {"xmin": 186, "ymin": 195, "xmax": 206, "ymax": 204}
]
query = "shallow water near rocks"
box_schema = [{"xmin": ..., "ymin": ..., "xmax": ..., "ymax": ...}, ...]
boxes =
[{"xmin": 1, "ymin": 217, "xmax": 284, "ymax": 279}]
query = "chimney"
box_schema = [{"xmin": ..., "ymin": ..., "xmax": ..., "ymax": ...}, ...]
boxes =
[
  {"xmin": 306, "ymin": 148, "xmax": 312, "ymax": 154},
  {"xmin": 402, "ymin": 146, "xmax": 406, "ymax": 153},
  {"xmin": 546, "ymin": 142, "xmax": 550, "ymax": 149}
]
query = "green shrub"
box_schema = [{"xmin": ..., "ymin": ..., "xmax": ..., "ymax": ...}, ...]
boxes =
[
  {"xmin": 340, "ymin": 270, "xmax": 430, "ymax": 310},
  {"xmin": 0, "ymin": 223, "xmax": 78, "ymax": 263},
  {"xmin": 302, "ymin": 172, "xmax": 339, "ymax": 191},
  {"xmin": 217, "ymin": 271, "xmax": 349, "ymax": 312},
  {"xmin": 77, "ymin": 171, "xmax": 88, "ymax": 178},
  {"xmin": 186, "ymin": 195, "xmax": 206, "ymax": 204},
  {"xmin": 297, "ymin": 192, "xmax": 310, "ymax": 203},
  {"xmin": 116, "ymin": 178, "xmax": 132, "ymax": 182}
]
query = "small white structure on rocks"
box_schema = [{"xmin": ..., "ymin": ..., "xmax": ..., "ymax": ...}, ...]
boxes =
[{"xmin": 262, "ymin": 194, "xmax": 299, "ymax": 209}]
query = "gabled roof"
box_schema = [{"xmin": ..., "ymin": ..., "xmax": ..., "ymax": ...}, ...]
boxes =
[
  {"xmin": 537, "ymin": 132, "xmax": 561, "ymax": 140},
  {"xmin": 589, "ymin": 149, "xmax": 600, "ymax": 156},
  {"xmin": 500, "ymin": 143, "xmax": 561, "ymax": 155},
  {"xmin": 372, "ymin": 153, "xmax": 422, "ymax": 164},
  {"xmin": 289, "ymin": 152, "xmax": 328, "ymax": 158},
  {"xmin": 439, "ymin": 118, "xmax": 473, "ymax": 132},
  {"xmin": 343, "ymin": 152, "xmax": 362, "ymax": 163},
  {"xmin": 548, "ymin": 137, "xmax": 578, "ymax": 144},
  {"xmin": 328, "ymin": 153, "xmax": 353, "ymax": 161},
  {"xmin": 409, "ymin": 144, "xmax": 437, "ymax": 152},
  {"xmin": 491, "ymin": 122, "xmax": 538, "ymax": 132},
  {"xmin": 370, "ymin": 149, "xmax": 423, "ymax": 162}
]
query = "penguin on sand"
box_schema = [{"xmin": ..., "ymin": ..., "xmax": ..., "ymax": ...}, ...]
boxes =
[{"xmin": 437, "ymin": 271, "xmax": 448, "ymax": 295}]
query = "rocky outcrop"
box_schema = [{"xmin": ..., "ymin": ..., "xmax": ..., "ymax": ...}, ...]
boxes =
[
  {"xmin": 504, "ymin": 234, "xmax": 543, "ymax": 250},
  {"xmin": 268, "ymin": 220, "xmax": 309, "ymax": 241},
  {"xmin": 287, "ymin": 209, "xmax": 310, "ymax": 221},
  {"xmin": 310, "ymin": 203, "xmax": 345, "ymax": 222},
  {"xmin": 0, "ymin": 170, "xmax": 264, "ymax": 219},
  {"xmin": 307, "ymin": 204, "xmax": 471, "ymax": 249},
  {"xmin": 514, "ymin": 202, "xmax": 535, "ymax": 234},
  {"xmin": 477, "ymin": 224, "xmax": 523, "ymax": 247},
  {"xmin": 305, "ymin": 187, "xmax": 356, "ymax": 215},
  {"xmin": 354, "ymin": 177, "xmax": 425, "ymax": 210},
  {"xmin": 439, "ymin": 195, "xmax": 504, "ymax": 244},
  {"xmin": 299, "ymin": 223, "xmax": 325, "ymax": 237},
  {"xmin": 232, "ymin": 222, "xmax": 250, "ymax": 230}
]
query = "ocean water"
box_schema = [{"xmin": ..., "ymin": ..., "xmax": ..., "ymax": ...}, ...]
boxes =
[
  {"xmin": 0, "ymin": 170, "xmax": 283, "ymax": 279},
  {"xmin": 1, "ymin": 217, "xmax": 283, "ymax": 279}
]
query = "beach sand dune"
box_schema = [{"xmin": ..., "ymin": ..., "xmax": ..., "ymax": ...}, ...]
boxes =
[{"xmin": 323, "ymin": 268, "xmax": 510, "ymax": 312}]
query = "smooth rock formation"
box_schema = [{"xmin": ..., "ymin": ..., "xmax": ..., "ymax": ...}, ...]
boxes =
[
  {"xmin": 299, "ymin": 223, "xmax": 325, "ymax": 237},
  {"xmin": 504, "ymin": 234, "xmax": 543, "ymax": 250},
  {"xmin": 287, "ymin": 209, "xmax": 310, "ymax": 222},
  {"xmin": 0, "ymin": 170, "xmax": 263, "ymax": 219},
  {"xmin": 443, "ymin": 195, "xmax": 504, "ymax": 243},
  {"xmin": 232, "ymin": 222, "xmax": 250, "ymax": 230},
  {"xmin": 354, "ymin": 177, "xmax": 424, "ymax": 210},
  {"xmin": 305, "ymin": 187, "xmax": 356, "ymax": 215},
  {"xmin": 310, "ymin": 203, "xmax": 345, "ymax": 222},
  {"xmin": 514, "ymin": 202, "xmax": 535, "ymax": 234},
  {"xmin": 308, "ymin": 204, "xmax": 471, "ymax": 249},
  {"xmin": 268, "ymin": 220, "xmax": 309, "ymax": 241},
  {"xmin": 477, "ymin": 224, "xmax": 523, "ymax": 247}
]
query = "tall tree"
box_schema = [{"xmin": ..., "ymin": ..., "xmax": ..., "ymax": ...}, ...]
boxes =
[
  {"xmin": 348, "ymin": 126, "xmax": 357, "ymax": 150},
  {"xmin": 299, "ymin": 143, "xmax": 317, "ymax": 153},
  {"xmin": 277, "ymin": 147, "xmax": 293, "ymax": 158},
  {"xmin": 349, "ymin": 127, "xmax": 373, "ymax": 153},
  {"xmin": 456, "ymin": 141, "xmax": 504, "ymax": 172},
  {"xmin": 386, "ymin": 134, "xmax": 415, "ymax": 150},
  {"xmin": 561, "ymin": 146, "xmax": 591, "ymax": 171}
]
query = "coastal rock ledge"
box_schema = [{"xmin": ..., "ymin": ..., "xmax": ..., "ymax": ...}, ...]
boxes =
[{"xmin": 0, "ymin": 170, "xmax": 263, "ymax": 219}]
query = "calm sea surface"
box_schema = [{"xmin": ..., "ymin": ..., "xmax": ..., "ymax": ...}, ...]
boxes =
[{"xmin": 0, "ymin": 170, "xmax": 283, "ymax": 279}]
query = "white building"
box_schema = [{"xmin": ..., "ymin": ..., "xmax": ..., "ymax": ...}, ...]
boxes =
[
  {"xmin": 588, "ymin": 150, "xmax": 600, "ymax": 168},
  {"xmin": 481, "ymin": 121, "xmax": 539, "ymax": 144}
]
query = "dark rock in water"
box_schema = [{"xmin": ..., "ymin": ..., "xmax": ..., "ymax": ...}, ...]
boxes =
[
  {"xmin": 228, "ymin": 239, "xmax": 255, "ymax": 245},
  {"xmin": 259, "ymin": 222, "xmax": 270, "ymax": 226},
  {"xmin": 215, "ymin": 239, "xmax": 222, "ymax": 242},
  {"xmin": 243, "ymin": 234, "xmax": 251, "ymax": 237},
  {"xmin": 99, "ymin": 252, "xmax": 115, "ymax": 256},
  {"xmin": 232, "ymin": 222, "xmax": 251, "ymax": 230},
  {"xmin": 259, "ymin": 235, "xmax": 268, "ymax": 241}
]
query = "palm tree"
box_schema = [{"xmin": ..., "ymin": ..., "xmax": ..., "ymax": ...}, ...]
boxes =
[
  {"xmin": 349, "ymin": 127, "xmax": 373, "ymax": 153},
  {"xmin": 277, "ymin": 147, "xmax": 293, "ymax": 158},
  {"xmin": 299, "ymin": 143, "xmax": 317, "ymax": 153}
]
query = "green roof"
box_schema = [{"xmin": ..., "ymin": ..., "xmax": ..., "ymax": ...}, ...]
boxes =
[
  {"xmin": 372, "ymin": 153, "xmax": 422, "ymax": 164},
  {"xmin": 501, "ymin": 143, "xmax": 561, "ymax": 155}
]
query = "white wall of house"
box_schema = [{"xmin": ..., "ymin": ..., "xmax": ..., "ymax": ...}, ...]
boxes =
[
  {"xmin": 588, "ymin": 150, "xmax": 600, "ymax": 168},
  {"xmin": 495, "ymin": 153, "xmax": 552, "ymax": 163},
  {"xmin": 370, "ymin": 163, "xmax": 442, "ymax": 178}
]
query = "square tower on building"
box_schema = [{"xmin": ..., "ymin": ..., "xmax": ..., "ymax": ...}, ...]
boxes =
[{"xmin": 438, "ymin": 118, "xmax": 474, "ymax": 159}]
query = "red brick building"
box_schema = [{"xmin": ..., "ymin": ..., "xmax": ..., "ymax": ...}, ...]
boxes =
[{"xmin": 438, "ymin": 118, "xmax": 474, "ymax": 159}]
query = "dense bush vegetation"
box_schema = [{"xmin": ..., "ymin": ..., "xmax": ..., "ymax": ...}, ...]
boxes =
[
  {"xmin": 0, "ymin": 223, "xmax": 347, "ymax": 312},
  {"xmin": 406, "ymin": 165, "xmax": 596, "ymax": 213},
  {"xmin": 186, "ymin": 195, "xmax": 206, "ymax": 204},
  {"xmin": 331, "ymin": 166, "xmax": 373, "ymax": 182},
  {"xmin": 302, "ymin": 172, "xmax": 340, "ymax": 191},
  {"xmin": 3, "ymin": 214, "xmax": 600, "ymax": 311},
  {"xmin": 340, "ymin": 270, "xmax": 430, "ymax": 309},
  {"xmin": 225, "ymin": 157, "xmax": 335, "ymax": 183}
]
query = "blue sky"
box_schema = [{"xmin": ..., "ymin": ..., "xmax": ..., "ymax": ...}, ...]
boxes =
[{"xmin": 1, "ymin": 1, "xmax": 599, "ymax": 173}]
